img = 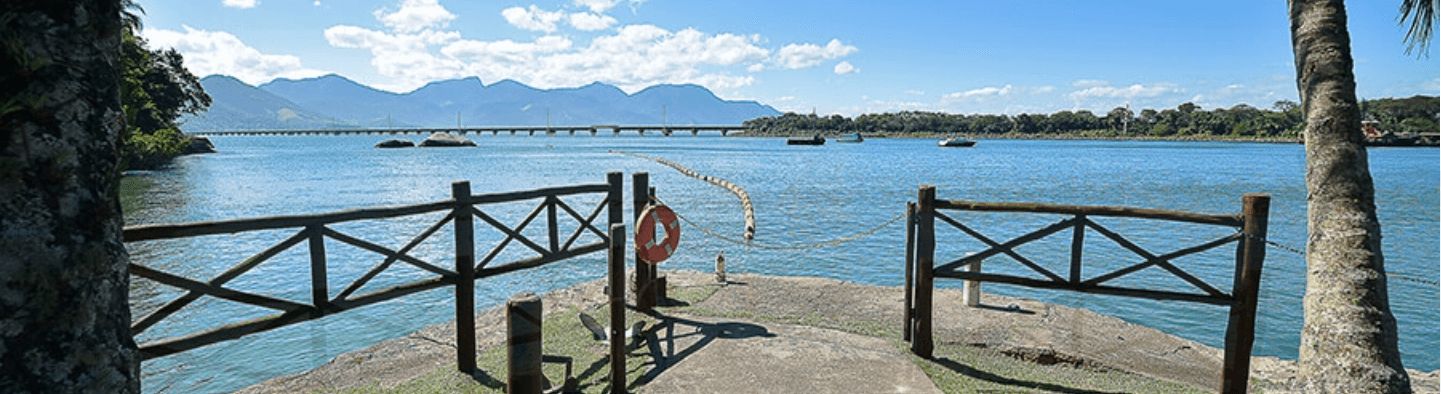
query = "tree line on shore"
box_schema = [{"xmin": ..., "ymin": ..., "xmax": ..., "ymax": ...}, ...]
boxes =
[
  {"xmin": 119, "ymin": 1, "xmax": 211, "ymax": 170},
  {"xmin": 743, "ymin": 96, "xmax": 1439, "ymax": 140}
]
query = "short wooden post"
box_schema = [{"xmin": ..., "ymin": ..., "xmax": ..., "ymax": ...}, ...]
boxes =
[
  {"xmin": 903, "ymin": 203, "xmax": 916, "ymax": 342},
  {"xmin": 307, "ymin": 225, "xmax": 329, "ymax": 313},
  {"xmin": 507, "ymin": 292, "xmax": 544, "ymax": 394},
  {"xmin": 631, "ymin": 172, "xmax": 654, "ymax": 312},
  {"xmin": 608, "ymin": 224, "xmax": 627, "ymax": 394},
  {"xmin": 453, "ymin": 181, "xmax": 477, "ymax": 374},
  {"xmin": 962, "ymin": 261, "xmax": 982, "ymax": 307},
  {"xmin": 1221, "ymin": 194, "xmax": 1269, "ymax": 394},
  {"xmin": 912, "ymin": 185, "xmax": 936, "ymax": 358}
]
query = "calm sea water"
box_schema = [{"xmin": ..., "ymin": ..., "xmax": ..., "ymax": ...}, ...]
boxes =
[{"xmin": 124, "ymin": 134, "xmax": 1439, "ymax": 393}]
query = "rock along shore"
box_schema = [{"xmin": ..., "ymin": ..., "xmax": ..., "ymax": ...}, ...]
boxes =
[{"xmin": 237, "ymin": 270, "xmax": 1438, "ymax": 394}]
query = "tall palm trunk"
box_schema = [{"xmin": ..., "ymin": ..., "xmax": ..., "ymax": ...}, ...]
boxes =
[
  {"xmin": 1287, "ymin": 0, "xmax": 1411, "ymax": 392},
  {"xmin": 0, "ymin": 1, "xmax": 139, "ymax": 393}
]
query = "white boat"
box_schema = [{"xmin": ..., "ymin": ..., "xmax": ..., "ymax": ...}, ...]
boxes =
[{"xmin": 938, "ymin": 137, "xmax": 976, "ymax": 147}]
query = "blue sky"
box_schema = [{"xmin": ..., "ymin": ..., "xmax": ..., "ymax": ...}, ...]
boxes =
[{"xmin": 137, "ymin": 0, "xmax": 1439, "ymax": 116}]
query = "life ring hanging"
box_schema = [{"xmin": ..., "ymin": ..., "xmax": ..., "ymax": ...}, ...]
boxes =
[{"xmin": 635, "ymin": 204, "xmax": 681, "ymax": 264}]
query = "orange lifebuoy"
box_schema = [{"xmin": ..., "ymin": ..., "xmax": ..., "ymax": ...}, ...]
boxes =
[{"xmin": 635, "ymin": 205, "xmax": 681, "ymax": 264}]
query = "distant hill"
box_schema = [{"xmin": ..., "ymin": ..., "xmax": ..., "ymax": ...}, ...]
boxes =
[
  {"xmin": 181, "ymin": 74, "xmax": 781, "ymax": 131},
  {"xmin": 181, "ymin": 75, "xmax": 348, "ymax": 131}
]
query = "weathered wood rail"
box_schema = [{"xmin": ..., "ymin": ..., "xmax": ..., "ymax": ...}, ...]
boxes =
[
  {"xmin": 190, "ymin": 125, "xmax": 748, "ymax": 137},
  {"xmin": 903, "ymin": 184, "xmax": 1269, "ymax": 394},
  {"xmin": 124, "ymin": 173, "xmax": 634, "ymax": 388}
]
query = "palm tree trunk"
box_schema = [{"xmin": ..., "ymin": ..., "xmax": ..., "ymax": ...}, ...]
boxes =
[
  {"xmin": 0, "ymin": 1, "xmax": 139, "ymax": 393},
  {"xmin": 1288, "ymin": 0, "xmax": 1411, "ymax": 392}
]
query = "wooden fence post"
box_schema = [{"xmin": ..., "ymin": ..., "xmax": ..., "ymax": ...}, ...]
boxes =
[
  {"xmin": 608, "ymin": 172, "xmax": 623, "ymax": 231},
  {"xmin": 913, "ymin": 185, "xmax": 936, "ymax": 358},
  {"xmin": 608, "ymin": 223, "xmax": 627, "ymax": 394},
  {"xmin": 904, "ymin": 202, "xmax": 916, "ymax": 342},
  {"xmin": 307, "ymin": 225, "xmax": 329, "ymax": 313},
  {"xmin": 1221, "ymin": 194, "xmax": 1269, "ymax": 394},
  {"xmin": 631, "ymin": 172, "xmax": 654, "ymax": 312},
  {"xmin": 507, "ymin": 292, "xmax": 543, "ymax": 394},
  {"xmin": 453, "ymin": 181, "xmax": 477, "ymax": 374}
]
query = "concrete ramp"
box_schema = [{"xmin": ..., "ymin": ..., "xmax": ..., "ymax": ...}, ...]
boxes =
[{"xmin": 641, "ymin": 314, "xmax": 940, "ymax": 394}]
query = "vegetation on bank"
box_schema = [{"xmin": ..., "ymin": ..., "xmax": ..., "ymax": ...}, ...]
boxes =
[
  {"xmin": 742, "ymin": 96, "xmax": 1439, "ymax": 141},
  {"xmin": 119, "ymin": 3, "xmax": 211, "ymax": 170}
]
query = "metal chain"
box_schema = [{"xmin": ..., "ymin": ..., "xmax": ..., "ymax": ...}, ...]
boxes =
[
  {"xmin": 655, "ymin": 196, "xmax": 907, "ymax": 250},
  {"xmin": 1244, "ymin": 231, "xmax": 1437, "ymax": 288},
  {"xmin": 1242, "ymin": 231, "xmax": 1307, "ymax": 256},
  {"xmin": 1388, "ymin": 274, "xmax": 1440, "ymax": 287}
]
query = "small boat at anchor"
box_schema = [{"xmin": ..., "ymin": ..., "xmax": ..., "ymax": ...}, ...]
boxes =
[
  {"xmin": 938, "ymin": 137, "xmax": 976, "ymax": 147},
  {"xmin": 835, "ymin": 133, "xmax": 864, "ymax": 143},
  {"xmin": 787, "ymin": 134, "xmax": 826, "ymax": 145}
]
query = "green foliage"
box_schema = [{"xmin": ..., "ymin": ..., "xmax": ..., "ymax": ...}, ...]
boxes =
[
  {"xmin": 124, "ymin": 127, "xmax": 189, "ymax": 169},
  {"xmin": 743, "ymin": 96, "xmax": 1434, "ymax": 141},
  {"xmin": 1362, "ymin": 95, "xmax": 1439, "ymax": 134},
  {"xmin": 119, "ymin": 15, "xmax": 211, "ymax": 170}
]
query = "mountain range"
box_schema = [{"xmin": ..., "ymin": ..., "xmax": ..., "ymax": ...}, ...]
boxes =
[{"xmin": 181, "ymin": 74, "xmax": 782, "ymax": 131}]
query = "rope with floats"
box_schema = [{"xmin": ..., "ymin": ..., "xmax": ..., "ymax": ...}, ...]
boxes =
[
  {"xmin": 613, "ymin": 151, "xmax": 756, "ymax": 240},
  {"xmin": 656, "ymin": 196, "xmax": 907, "ymax": 250}
]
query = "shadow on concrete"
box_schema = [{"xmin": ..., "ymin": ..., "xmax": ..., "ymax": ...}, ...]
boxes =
[
  {"xmin": 930, "ymin": 357, "xmax": 1126, "ymax": 394},
  {"xmin": 629, "ymin": 312, "xmax": 775, "ymax": 389}
]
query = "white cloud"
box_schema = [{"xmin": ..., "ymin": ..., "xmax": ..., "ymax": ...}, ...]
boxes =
[
  {"xmin": 1068, "ymin": 82, "xmax": 1182, "ymax": 99},
  {"xmin": 222, "ymin": 0, "xmax": 257, "ymax": 9},
  {"xmin": 957, "ymin": 84, "xmax": 1013, "ymax": 97},
  {"xmin": 1072, "ymin": 79, "xmax": 1108, "ymax": 88},
  {"xmin": 569, "ymin": 12, "xmax": 617, "ymax": 31},
  {"xmin": 574, "ymin": 0, "xmax": 619, "ymax": 13},
  {"xmin": 325, "ymin": 2, "xmax": 852, "ymax": 95},
  {"xmin": 324, "ymin": 25, "xmax": 465, "ymax": 91},
  {"xmin": 503, "ymin": 5, "xmax": 566, "ymax": 32},
  {"xmin": 775, "ymin": 39, "xmax": 857, "ymax": 69},
  {"xmin": 144, "ymin": 26, "xmax": 326, "ymax": 85},
  {"xmin": 905, "ymin": 90, "xmax": 925, "ymax": 96},
  {"xmin": 441, "ymin": 36, "xmax": 573, "ymax": 64},
  {"xmin": 376, "ymin": 0, "xmax": 456, "ymax": 34}
]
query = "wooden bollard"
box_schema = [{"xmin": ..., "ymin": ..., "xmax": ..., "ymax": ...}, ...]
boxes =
[
  {"xmin": 507, "ymin": 292, "xmax": 544, "ymax": 394},
  {"xmin": 962, "ymin": 261, "xmax": 982, "ymax": 307}
]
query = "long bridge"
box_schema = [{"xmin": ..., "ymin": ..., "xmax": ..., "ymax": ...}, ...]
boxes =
[{"xmin": 190, "ymin": 125, "xmax": 748, "ymax": 137}]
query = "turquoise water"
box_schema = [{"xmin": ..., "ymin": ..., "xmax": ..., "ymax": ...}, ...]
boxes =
[{"xmin": 125, "ymin": 135, "xmax": 1439, "ymax": 393}]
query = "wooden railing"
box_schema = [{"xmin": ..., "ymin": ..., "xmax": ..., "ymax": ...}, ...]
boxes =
[
  {"xmin": 903, "ymin": 184, "xmax": 1269, "ymax": 394},
  {"xmin": 124, "ymin": 172, "xmax": 627, "ymax": 379}
]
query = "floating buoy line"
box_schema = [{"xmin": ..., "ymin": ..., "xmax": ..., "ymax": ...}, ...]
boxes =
[{"xmin": 612, "ymin": 151, "xmax": 756, "ymax": 241}]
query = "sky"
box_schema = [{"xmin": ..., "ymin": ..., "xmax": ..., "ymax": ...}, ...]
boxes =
[{"xmin": 136, "ymin": 0, "xmax": 1440, "ymax": 117}]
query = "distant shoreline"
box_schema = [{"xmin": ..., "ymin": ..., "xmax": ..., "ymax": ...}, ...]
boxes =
[{"xmin": 734, "ymin": 131, "xmax": 1301, "ymax": 144}]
